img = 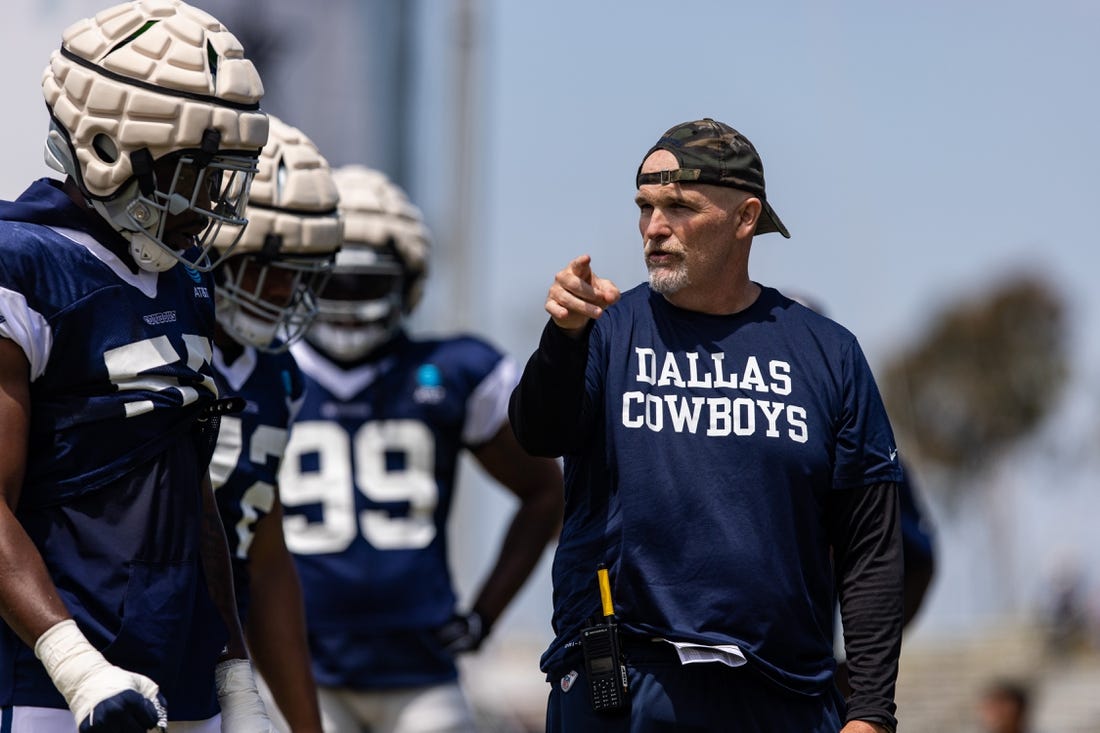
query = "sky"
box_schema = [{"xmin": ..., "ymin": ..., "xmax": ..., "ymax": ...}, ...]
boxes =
[
  {"xmin": 472, "ymin": 0, "xmax": 1100, "ymax": 368},
  {"xmin": 4, "ymin": 0, "xmax": 1100, "ymax": 650}
]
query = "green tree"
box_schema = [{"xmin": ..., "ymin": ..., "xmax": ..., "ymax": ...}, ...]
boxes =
[{"xmin": 881, "ymin": 274, "xmax": 1068, "ymax": 502}]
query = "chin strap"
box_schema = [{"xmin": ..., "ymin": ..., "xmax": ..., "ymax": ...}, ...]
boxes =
[
  {"xmin": 306, "ymin": 319, "xmax": 396, "ymax": 362},
  {"xmin": 128, "ymin": 230, "xmax": 179, "ymax": 272},
  {"xmin": 218, "ymin": 306, "xmax": 280, "ymax": 351},
  {"xmin": 82, "ymin": 177, "xmax": 178, "ymax": 273}
]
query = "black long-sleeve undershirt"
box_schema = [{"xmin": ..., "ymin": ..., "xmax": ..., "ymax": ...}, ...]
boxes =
[
  {"xmin": 827, "ymin": 481, "xmax": 903, "ymax": 732},
  {"xmin": 508, "ymin": 319, "xmax": 592, "ymax": 458}
]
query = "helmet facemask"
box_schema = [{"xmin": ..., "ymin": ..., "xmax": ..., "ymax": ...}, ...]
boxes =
[
  {"xmin": 306, "ymin": 245, "xmax": 405, "ymax": 362},
  {"xmin": 215, "ymin": 243, "xmax": 334, "ymax": 353},
  {"xmin": 88, "ymin": 133, "xmax": 260, "ymax": 272}
]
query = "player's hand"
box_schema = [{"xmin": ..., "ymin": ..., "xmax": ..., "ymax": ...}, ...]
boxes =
[
  {"xmin": 78, "ymin": 689, "xmax": 167, "ymax": 733},
  {"xmin": 434, "ymin": 611, "xmax": 490, "ymax": 655},
  {"xmin": 34, "ymin": 619, "xmax": 167, "ymax": 733},
  {"xmin": 215, "ymin": 659, "xmax": 275, "ymax": 732},
  {"xmin": 546, "ymin": 255, "xmax": 621, "ymax": 334}
]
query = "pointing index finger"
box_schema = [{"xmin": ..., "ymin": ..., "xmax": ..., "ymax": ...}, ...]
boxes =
[{"xmin": 568, "ymin": 254, "xmax": 593, "ymax": 281}]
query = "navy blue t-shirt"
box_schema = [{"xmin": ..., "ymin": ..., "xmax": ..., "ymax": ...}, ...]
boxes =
[{"xmin": 543, "ymin": 285, "xmax": 902, "ymax": 693}]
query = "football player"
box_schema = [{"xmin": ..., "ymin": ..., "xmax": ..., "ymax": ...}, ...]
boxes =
[
  {"xmin": 208, "ymin": 114, "xmax": 342, "ymax": 733},
  {"xmin": 0, "ymin": 1, "xmax": 272, "ymax": 731},
  {"xmin": 279, "ymin": 166, "xmax": 565, "ymax": 732}
]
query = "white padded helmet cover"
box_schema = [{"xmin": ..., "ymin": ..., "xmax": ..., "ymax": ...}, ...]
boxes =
[
  {"xmin": 42, "ymin": 0, "xmax": 267, "ymax": 199},
  {"xmin": 216, "ymin": 115, "xmax": 343, "ymax": 257}
]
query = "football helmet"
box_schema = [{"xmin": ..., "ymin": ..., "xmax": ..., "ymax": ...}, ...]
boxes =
[
  {"xmin": 306, "ymin": 165, "xmax": 430, "ymax": 362},
  {"xmin": 212, "ymin": 115, "xmax": 342, "ymax": 352},
  {"xmin": 41, "ymin": 0, "xmax": 268, "ymax": 272}
]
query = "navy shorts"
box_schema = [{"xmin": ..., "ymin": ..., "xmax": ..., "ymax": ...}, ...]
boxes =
[{"xmin": 545, "ymin": 639, "xmax": 845, "ymax": 733}]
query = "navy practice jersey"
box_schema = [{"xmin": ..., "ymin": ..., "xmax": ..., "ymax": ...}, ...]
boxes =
[
  {"xmin": 0, "ymin": 179, "xmax": 225, "ymax": 718},
  {"xmin": 544, "ymin": 285, "xmax": 902, "ymax": 694},
  {"xmin": 282, "ymin": 333, "xmax": 517, "ymax": 689},
  {"xmin": 210, "ymin": 343, "xmax": 304, "ymax": 622}
]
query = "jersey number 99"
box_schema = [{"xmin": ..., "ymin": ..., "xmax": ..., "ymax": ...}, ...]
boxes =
[{"xmin": 279, "ymin": 420, "xmax": 438, "ymax": 554}]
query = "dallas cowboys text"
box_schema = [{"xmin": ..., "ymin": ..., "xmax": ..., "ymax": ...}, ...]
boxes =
[{"xmin": 621, "ymin": 347, "xmax": 808, "ymax": 441}]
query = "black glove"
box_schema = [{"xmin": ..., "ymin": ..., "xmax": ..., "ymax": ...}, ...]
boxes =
[
  {"xmin": 79, "ymin": 690, "xmax": 165, "ymax": 733},
  {"xmin": 435, "ymin": 610, "xmax": 490, "ymax": 654}
]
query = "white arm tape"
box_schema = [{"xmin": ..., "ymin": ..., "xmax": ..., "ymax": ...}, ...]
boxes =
[
  {"xmin": 215, "ymin": 659, "xmax": 273, "ymax": 732},
  {"xmin": 34, "ymin": 618, "xmax": 164, "ymax": 727}
]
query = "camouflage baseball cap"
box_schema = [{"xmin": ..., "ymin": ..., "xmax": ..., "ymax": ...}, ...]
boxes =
[{"xmin": 636, "ymin": 118, "xmax": 790, "ymax": 238}]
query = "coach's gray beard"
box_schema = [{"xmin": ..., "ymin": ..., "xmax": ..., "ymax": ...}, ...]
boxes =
[{"xmin": 645, "ymin": 239, "xmax": 689, "ymax": 294}]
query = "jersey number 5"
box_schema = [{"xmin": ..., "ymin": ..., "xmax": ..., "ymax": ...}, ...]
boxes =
[
  {"xmin": 103, "ymin": 334, "xmax": 215, "ymax": 417},
  {"xmin": 279, "ymin": 420, "xmax": 438, "ymax": 554}
]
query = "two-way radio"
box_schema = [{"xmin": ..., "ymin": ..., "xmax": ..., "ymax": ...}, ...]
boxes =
[{"xmin": 580, "ymin": 564, "xmax": 629, "ymax": 713}]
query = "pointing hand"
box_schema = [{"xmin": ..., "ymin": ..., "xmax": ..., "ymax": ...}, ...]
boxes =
[{"xmin": 545, "ymin": 255, "xmax": 621, "ymax": 333}]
